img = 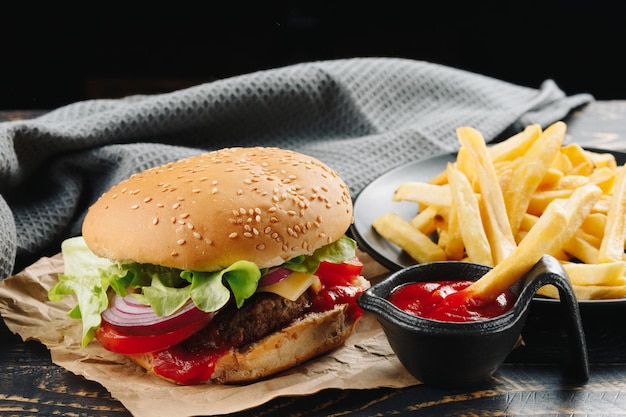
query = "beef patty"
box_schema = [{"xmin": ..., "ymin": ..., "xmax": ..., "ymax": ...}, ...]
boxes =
[{"xmin": 183, "ymin": 291, "xmax": 311, "ymax": 352}]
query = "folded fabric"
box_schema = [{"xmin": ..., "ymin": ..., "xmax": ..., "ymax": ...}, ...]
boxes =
[{"xmin": 0, "ymin": 57, "xmax": 593, "ymax": 278}]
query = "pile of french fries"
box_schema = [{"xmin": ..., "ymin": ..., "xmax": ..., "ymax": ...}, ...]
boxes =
[{"xmin": 373, "ymin": 121, "xmax": 626, "ymax": 301}]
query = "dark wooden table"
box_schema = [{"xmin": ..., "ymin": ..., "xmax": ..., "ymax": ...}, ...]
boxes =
[{"xmin": 2, "ymin": 101, "xmax": 626, "ymax": 416}]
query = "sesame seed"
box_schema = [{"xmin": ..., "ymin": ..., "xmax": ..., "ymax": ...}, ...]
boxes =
[
  {"xmin": 192, "ymin": 188, "xmax": 201, "ymax": 193},
  {"xmin": 130, "ymin": 204, "xmax": 139, "ymax": 209},
  {"xmin": 177, "ymin": 239, "xmax": 186, "ymax": 245},
  {"xmin": 229, "ymin": 232, "xmax": 238, "ymax": 239},
  {"xmin": 171, "ymin": 251, "xmax": 179, "ymax": 257},
  {"xmin": 152, "ymin": 217, "xmax": 159, "ymax": 225},
  {"xmin": 212, "ymin": 187, "xmax": 218, "ymax": 194},
  {"xmin": 172, "ymin": 202, "xmax": 181, "ymax": 209},
  {"xmin": 187, "ymin": 223, "xmax": 194, "ymax": 230},
  {"xmin": 144, "ymin": 197, "xmax": 153, "ymax": 203},
  {"xmin": 193, "ymin": 232, "xmax": 202, "ymax": 239},
  {"xmin": 256, "ymin": 244, "xmax": 266, "ymax": 250},
  {"xmin": 243, "ymin": 232, "xmax": 253, "ymax": 238}
]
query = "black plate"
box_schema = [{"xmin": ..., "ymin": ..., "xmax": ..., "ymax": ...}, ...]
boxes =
[{"xmin": 351, "ymin": 148, "xmax": 626, "ymax": 305}]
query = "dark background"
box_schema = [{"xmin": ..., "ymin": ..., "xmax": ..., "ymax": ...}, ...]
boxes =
[{"xmin": 2, "ymin": 2, "xmax": 623, "ymax": 110}]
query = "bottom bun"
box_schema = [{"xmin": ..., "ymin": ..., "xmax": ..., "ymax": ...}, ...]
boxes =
[{"xmin": 127, "ymin": 303, "xmax": 358, "ymax": 384}]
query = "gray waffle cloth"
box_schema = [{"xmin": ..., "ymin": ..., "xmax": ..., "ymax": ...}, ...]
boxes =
[{"xmin": 0, "ymin": 58, "xmax": 593, "ymax": 278}]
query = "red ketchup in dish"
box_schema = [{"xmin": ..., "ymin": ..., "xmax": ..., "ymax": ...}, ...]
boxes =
[{"xmin": 388, "ymin": 280, "xmax": 516, "ymax": 322}]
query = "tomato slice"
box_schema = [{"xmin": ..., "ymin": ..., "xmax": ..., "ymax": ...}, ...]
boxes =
[
  {"xmin": 315, "ymin": 256, "xmax": 363, "ymax": 286},
  {"xmin": 95, "ymin": 315, "xmax": 212, "ymax": 354}
]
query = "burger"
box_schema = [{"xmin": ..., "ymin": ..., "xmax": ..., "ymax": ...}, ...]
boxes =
[{"xmin": 48, "ymin": 147, "xmax": 370, "ymax": 385}]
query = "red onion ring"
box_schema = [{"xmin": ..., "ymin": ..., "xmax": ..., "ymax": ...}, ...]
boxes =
[
  {"xmin": 101, "ymin": 294, "xmax": 214, "ymax": 336},
  {"xmin": 258, "ymin": 267, "xmax": 292, "ymax": 287}
]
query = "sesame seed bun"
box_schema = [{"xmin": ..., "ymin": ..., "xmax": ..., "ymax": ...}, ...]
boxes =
[{"xmin": 82, "ymin": 147, "xmax": 354, "ymax": 271}]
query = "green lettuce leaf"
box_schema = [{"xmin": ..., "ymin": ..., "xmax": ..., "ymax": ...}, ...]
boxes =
[
  {"xmin": 285, "ymin": 235, "xmax": 357, "ymax": 273},
  {"xmin": 48, "ymin": 236, "xmax": 115, "ymax": 347}
]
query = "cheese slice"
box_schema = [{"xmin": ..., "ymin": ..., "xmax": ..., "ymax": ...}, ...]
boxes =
[{"xmin": 258, "ymin": 271, "xmax": 321, "ymax": 301}]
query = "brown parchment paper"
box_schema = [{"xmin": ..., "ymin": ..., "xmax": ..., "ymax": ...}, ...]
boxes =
[{"xmin": 0, "ymin": 251, "xmax": 419, "ymax": 417}]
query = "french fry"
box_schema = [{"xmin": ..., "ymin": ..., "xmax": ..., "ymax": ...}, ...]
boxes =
[
  {"xmin": 551, "ymin": 185, "xmax": 603, "ymax": 255},
  {"xmin": 447, "ymin": 162, "xmax": 493, "ymax": 266},
  {"xmin": 588, "ymin": 166, "xmax": 616, "ymax": 193},
  {"xmin": 489, "ymin": 124, "xmax": 542, "ymax": 163},
  {"xmin": 503, "ymin": 121, "xmax": 566, "ymax": 236},
  {"xmin": 409, "ymin": 205, "xmax": 439, "ymax": 235},
  {"xmin": 464, "ymin": 184, "xmax": 601, "ymax": 302},
  {"xmin": 393, "ymin": 182, "xmax": 451, "ymax": 207},
  {"xmin": 562, "ymin": 262, "xmax": 626, "ymax": 286},
  {"xmin": 580, "ymin": 212, "xmax": 606, "ymax": 239},
  {"xmin": 538, "ymin": 168, "xmax": 565, "ymax": 190},
  {"xmin": 464, "ymin": 201, "xmax": 569, "ymax": 301},
  {"xmin": 372, "ymin": 213, "xmax": 446, "ymax": 263},
  {"xmin": 599, "ymin": 166, "xmax": 626, "ymax": 263},
  {"xmin": 563, "ymin": 233, "xmax": 600, "ymax": 264},
  {"xmin": 550, "ymin": 150, "xmax": 573, "ymax": 175},
  {"xmin": 456, "ymin": 126, "xmax": 517, "ymax": 263},
  {"xmin": 443, "ymin": 193, "xmax": 466, "ymax": 261},
  {"xmin": 586, "ymin": 150, "xmax": 617, "ymax": 169},
  {"xmin": 555, "ymin": 175, "xmax": 590, "ymax": 190},
  {"xmin": 537, "ymin": 283, "xmax": 626, "ymax": 300},
  {"xmin": 527, "ymin": 188, "xmax": 574, "ymax": 216}
]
